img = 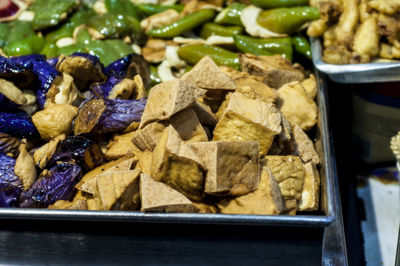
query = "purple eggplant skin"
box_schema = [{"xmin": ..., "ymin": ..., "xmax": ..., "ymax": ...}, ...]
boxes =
[
  {"xmin": 0, "ymin": 154, "xmax": 23, "ymax": 208},
  {"xmin": 0, "ymin": 133, "xmax": 21, "ymax": 157},
  {"xmin": 0, "ymin": 92, "xmax": 20, "ymax": 110},
  {"xmin": 0, "ymin": 110, "xmax": 39, "ymax": 138},
  {"xmin": 19, "ymin": 162, "xmax": 82, "ymax": 208},
  {"xmin": 0, "ymin": 56, "xmax": 38, "ymax": 89},
  {"xmin": 46, "ymin": 57, "xmax": 59, "ymax": 67},
  {"xmin": 104, "ymin": 54, "xmax": 150, "ymax": 89},
  {"xmin": 74, "ymin": 97, "xmax": 147, "ymax": 135},
  {"xmin": 11, "ymin": 54, "xmax": 61, "ymax": 109},
  {"xmin": 91, "ymin": 75, "xmax": 123, "ymax": 99},
  {"xmin": 47, "ymin": 136, "xmax": 104, "ymax": 171}
]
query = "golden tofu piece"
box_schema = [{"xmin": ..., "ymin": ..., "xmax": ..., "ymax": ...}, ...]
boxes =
[
  {"xmin": 139, "ymin": 79, "xmax": 206, "ymax": 128},
  {"xmin": 181, "ymin": 56, "xmax": 237, "ymax": 91},
  {"xmin": 94, "ymin": 169, "xmax": 141, "ymax": 211},
  {"xmin": 278, "ymin": 82, "xmax": 317, "ymax": 131},
  {"xmin": 48, "ymin": 199, "xmax": 88, "ymax": 210},
  {"xmin": 213, "ymin": 93, "xmax": 281, "ymax": 156},
  {"xmin": 282, "ymin": 199, "xmax": 297, "ymax": 216},
  {"xmin": 187, "ymin": 141, "xmax": 260, "ymax": 196},
  {"xmin": 239, "ymin": 54, "xmax": 305, "ymax": 89},
  {"xmin": 140, "ymin": 173, "xmax": 196, "ymax": 213},
  {"xmin": 14, "ymin": 144, "xmax": 37, "ymax": 190},
  {"xmin": 105, "ymin": 131, "xmax": 140, "ymax": 160},
  {"xmin": 151, "ymin": 126, "xmax": 205, "ymax": 201},
  {"xmin": 298, "ymin": 162, "xmax": 320, "ymax": 211},
  {"xmin": 218, "ymin": 165, "xmax": 285, "ymax": 215},
  {"xmin": 265, "ymin": 155, "xmax": 305, "ymax": 201},
  {"xmin": 292, "ymin": 125, "xmax": 320, "ymax": 165},
  {"xmin": 192, "ymin": 201, "xmax": 219, "ymax": 213},
  {"xmin": 192, "ymin": 102, "xmax": 218, "ymax": 128},
  {"xmin": 33, "ymin": 134, "xmax": 66, "ymax": 169},
  {"xmin": 76, "ymin": 156, "xmax": 136, "ymax": 193},
  {"xmin": 137, "ymin": 150, "xmax": 153, "ymax": 175},
  {"xmin": 132, "ymin": 122, "xmax": 166, "ymax": 151}
]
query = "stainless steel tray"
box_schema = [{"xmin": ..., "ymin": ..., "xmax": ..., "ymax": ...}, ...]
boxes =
[
  {"xmin": 311, "ymin": 37, "xmax": 400, "ymax": 83},
  {"xmin": 0, "ymin": 70, "xmax": 338, "ymax": 228}
]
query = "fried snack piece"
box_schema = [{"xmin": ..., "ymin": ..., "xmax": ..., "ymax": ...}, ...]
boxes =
[
  {"xmin": 48, "ymin": 199, "xmax": 88, "ymax": 210},
  {"xmin": 239, "ymin": 54, "xmax": 305, "ymax": 89},
  {"xmin": 292, "ymin": 125, "xmax": 320, "ymax": 165},
  {"xmin": 94, "ymin": 169, "xmax": 141, "ymax": 211},
  {"xmin": 298, "ymin": 162, "xmax": 320, "ymax": 211},
  {"xmin": 334, "ymin": 0, "xmax": 359, "ymax": 48},
  {"xmin": 186, "ymin": 141, "xmax": 260, "ymax": 196},
  {"xmin": 307, "ymin": 0, "xmax": 342, "ymax": 37},
  {"xmin": 322, "ymin": 45, "xmax": 352, "ymax": 64},
  {"xmin": 139, "ymin": 79, "xmax": 206, "ymax": 128},
  {"xmin": 151, "ymin": 126, "xmax": 206, "ymax": 201},
  {"xmin": 181, "ymin": 56, "xmax": 237, "ymax": 92},
  {"xmin": 368, "ymin": 0, "xmax": 400, "ymax": 15},
  {"xmin": 277, "ymin": 82, "xmax": 317, "ymax": 131},
  {"xmin": 33, "ymin": 134, "xmax": 66, "ymax": 169},
  {"xmin": 213, "ymin": 92, "xmax": 282, "ymax": 156},
  {"xmin": 140, "ymin": 173, "xmax": 196, "ymax": 213},
  {"xmin": 352, "ymin": 16, "xmax": 380, "ymax": 59},
  {"xmin": 15, "ymin": 144, "xmax": 37, "ymax": 190},
  {"xmin": 265, "ymin": 155, "xmax": 305, "ymax": 201},
  {"xmin": 300, "ymin": 74, "xmax": 317, "ymax": 100},
  {"xmin": 218, "ymin": 165, "xmax": 285, "ymax": 215},
  {"xmin": 380, "ymin": 43, "xmax": 400, "ymax": 59},
  {"xmin": 105, "ymin": 131, "xmax": 140, "ymax": 160}
]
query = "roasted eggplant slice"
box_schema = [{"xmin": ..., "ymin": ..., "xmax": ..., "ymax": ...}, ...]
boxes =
[
  {"xmin": 47, "ymin": 136, "xmax": 104, "ymax": 171},
  {"xmin": 19, "ymin": 162, "xmax": 82, "ymax": 208},
  {"xmin": 56, "ymin": 53, "xmax": 106, "ymax": 91},
  {"xmin": 0, "ymin": 153, "xmax": 23, "ymax": 208},
  {"xmin": 0, "ymin": 133, "xmax": 21, "ymax": 157},
  {"xmin": 91, "ymin": 75, "xmax": 136, "ymax": 99},
  {"xmin": 0, "ymin": 110, "xmax": 39, "ymax": 138},
  {"xmin": 74, "ymin": 98, "xmax": 147, "ymax": 135}
]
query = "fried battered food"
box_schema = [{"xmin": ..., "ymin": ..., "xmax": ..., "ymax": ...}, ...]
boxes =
[
  {"xmin": 368, "ymin": 0, "xmax": 400, "ymax": 15},
  {"xmin": 334, "ymin": 0, "xmax": 359, "ymax": 48},
  {"xmin": 298, "ymin": 162, "xmax": 320, "ymax": 211},
  {"xmin": 353, "ymin": 16, "xmax": 380, "ymax": 59}
]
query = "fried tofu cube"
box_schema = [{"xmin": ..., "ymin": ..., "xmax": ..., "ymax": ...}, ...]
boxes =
[
  {"xmin": 137, "ymin": 150, "xmax": 153, "ymax": 175},
  {"xmin": 298, "ymin": 162, "xmax": 320, "ymax": 211},
  {"xmin": 139, "ymin": 79, "xmax": 206, "ymax": 128},
  {"xmin": 48, "ymin": 199, "xmax": 88, "ymax": 210},
  {"xmin": 277, "ymin": 81, "xmax": 317, "ymax": 131},
  {"xmin": 213, "ymin": 92, "xmax": 282, "ymax": 156},
  {"xmin": 132, "ymin": 122, "xmax": 166, "ymax": 151},
  {"xmin": 239, "ymin": 54, "xmax": 305, "ymax": 89},
  {"xmin": 217, "ymin": 165, "xmax": 285, "ymax": 215},
  {"xmin": 192, "ymin": 102, "xmax": 218, "ymax": 128},
  {"xmin": 105, "ymin": 131, "xmax": 141, "ymax": 160},
  {"xmin": 292, "ymin": 124, "xmax": 320, "ymax": 165},
  {"xmin": 181, "ymin": 56, "xmax": 237, "ymax": 91},
  {"xmin": 140, "ymin": 173, "xmax": 196, "ymax": 213},
  {"xmin": 187, "ymin": 141, "xmax": 260, "ymax": 196},
  {"xmin": 265, "ymin": 155, "xmax": 305, "ymax": 201},
  {"xmin": 151, "ymin": 126, "xmax": 206, "ymax": 201},
  {"xmin": 94, "ymin": 169, "xmax": 141, "ymax": 210},
  {"xmin": 192, "ymin": 201, "xmax": 219, "ymax": 213}
]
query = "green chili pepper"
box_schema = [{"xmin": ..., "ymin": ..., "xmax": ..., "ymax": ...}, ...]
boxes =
[
  {"xmin": 45, "ymin": 24, "xmax": 74, "ymax": 43},
  {"xmin": 178, "ymin": 44, "xmax": 240, "ymax": 69},
  {"xmin": 214, "ymin": 3, "xmax": 246, "ymax": 26},
  {"xmin": 69, "ymin": 8, "xmax": 96, "ymax": 27},
  {"xmin": 147, "ymin": 9, "xmax": 217, "ymax": 38},
  {"xmin": 41, "ymin": 43, "xmax": 59, "ymax": 58},
  {"xmin": 137, "ymin": 4, "xmax": 184, "ymax": 16},
  {"xmin": 58, "ymin": 44, "xmax": 84, "ymax": 56},
  {"xmin": 200, "ymin": 23, "xmax": 243, "ymax": 40},
  {"xmin": 0, "ymin": 23, "xmax": 10, "ymax": 47},
  {"xmin": 249, "ymin": 0, "xmax": 309, "ymax": 9},
  {"xmin": 292, "ymin": 33, "xmax": 312, "ymax": 59},
  {"xmin": 105, "ymin": 0, "xmax": 140, "ymax": 20},
  {"xmin": 31, "ymin": 0, "xmax": 79, "ymax": 30},
  {"xmin": 75, "ymin": 27, "xmax": 92, "ymax": 45},
  {"xmin": 85, "ymin": 40, "xmax": 121, "ymax": 66},
  {"xmin": 149, "ymin": 65, "xmax": 161, "ymax": 88},
  {"xmin": 257, "ymin": 7, "xmax": 320, "ymax": 34},
  {"xmin": 233, "ymin": 35, "xmax": 293, "ymax": 61},
  {"xmin": 7, "ymin": 21, "xmax": 35, "ymax": 44},
  {"xmin": 105, "ymin": 39, "xmax": 134, "ymax": 57},
  {"xmin": 3, "ymin": 35, "xmax": 45, "ymax": 56}
]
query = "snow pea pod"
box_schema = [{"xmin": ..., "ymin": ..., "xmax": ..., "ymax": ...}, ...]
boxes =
[
  {"xmin": 137, "ymin": 4, "xmax": 184, "ymax": 16},
  {"xmin": 31, "ymin": 0, "xmax": 79, "ymax": 30},
  {"xmin": 250, "ymin": 0, "xmax": 309, "ymax": 9},
  {"xmin": 104, "ymin": 40, "xmax": 134, "ymax": 58},
  {"xmin": 41, "ymin": 43, "xmax": 59, "ymax": 58},
  {"xmin": 214, "ymin": 3, "xmax": 246, "ymax": 26},
  {"xmin": 0, "ymin": 24, "xmax": 9, "ymax": 47},
  {"xmin": 257, "ymin": 6, "xmax": 320, "ymax": 34},
  {"xmin": 292, "ymin": 33, "xmax": 312, "ymax": 59},
  {"xmin": 58, "ymin": 44, "xmax": 84, "ymax": 56},
  {"xmin": 178, "ymin": 44, "xmax": 240, "ymax": 69},
  {"xmin": 75, "ymin": 27, "xmax": 92, "ymax": 45},
  {"xmin": 85, "ymin": 40, "xmax": 121, "ymax": 66},
  {"xmin": 200, "ymin": 23, "xmax": 243, "ymax": 40},
  {"xmin": 233, "ymin": 35, "xmax": 293, "ymax": 61},
  {"xmin": 3, "ymin": 35, "xmax": 45, "ymax": 56},
  {"xmin": 105, "ymin": 0, "xmax": 140, "ymax": 19},
  {"xmin": 147, "ymin": 9, "xmax": 217, "ymax": 38},
  {"xmin": 7, "ymin": 21, "xmax": 35, "ymax": 45},
  {"xmin": 149, "ymin": 65, "xmax": 161, "ymax": 88}
]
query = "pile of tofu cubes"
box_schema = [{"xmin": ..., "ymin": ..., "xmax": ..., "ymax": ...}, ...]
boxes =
[{"xmin": 57, "ymin": 54, "xmax": 321, "ymax": 215}]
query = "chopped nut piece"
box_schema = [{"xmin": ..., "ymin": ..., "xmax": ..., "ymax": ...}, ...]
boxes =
[
  {"xmin": 33, "ymin": 134, "xmax": 66, "ymax": 169},
  {"xmin": 139, "ymin": 79, "xmax": 206, "ymax": 128},
  {"xmin": 277, "ymin": 82, "xmax": 318, "ymax": 131},
  {"xmin": 187, "ymin": 141, "xmax": 260, "ymax": 196},
  {"xmin": 213, "ymin": 92, "xmax": 282, "ymax": 156},
  {"xmin": 298, "ymin": 162, "xmax": 320, "ymax": 211},
  {"xmin": 140, "ymin": 173, "xmax": 196, "ymax": 213},
  {"xmin": 181, "ymin": 56, "xmax": 237, "ymax": 91},
  {"xmin": 239, "ymin": 54, "xmax": 305, "ymax": 89},
  {"xmin": 94, "ymin": 169, "xmax": 141, "ymax": 210},
  {"xmin": 292, "ymin": 125, "xmax": 320, "ymax": 165},
  {"xmin": 218, "ymin": 165, "xmax": 285, "ymax": 215},
  {"xmin": 32, "ymin": 104, "xmax": 78, "ymax": 141},
  {"xmin": 15, "ymin": 144, "xmax": 37, "ymax": 190}
]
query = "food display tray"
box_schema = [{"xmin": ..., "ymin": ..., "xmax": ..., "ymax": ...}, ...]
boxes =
[{"xmin": 311, "ymin": 37, "xmax": 400, "ymax": 83}]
